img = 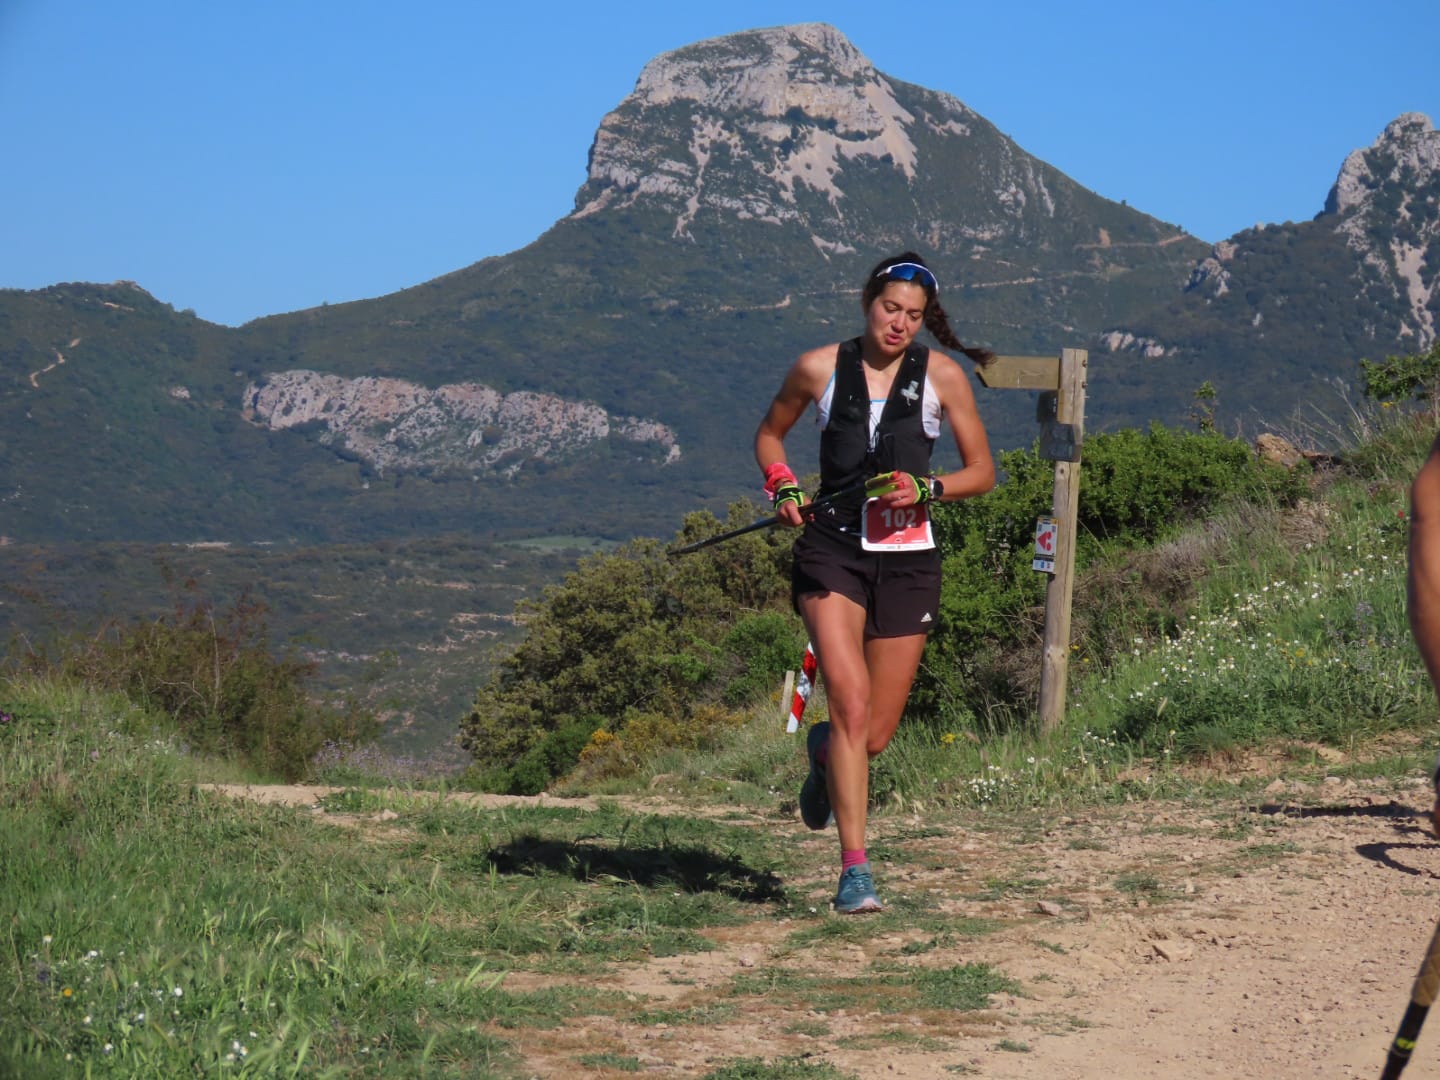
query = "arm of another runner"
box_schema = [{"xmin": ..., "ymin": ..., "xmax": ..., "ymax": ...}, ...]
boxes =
[
  {"xmin": 1407, "ymin": 431, "xmax": 1440, "ymax": 836},
  {"xmin": 754, "ymin": 346, "xmax": 835, "ymax": 527}
]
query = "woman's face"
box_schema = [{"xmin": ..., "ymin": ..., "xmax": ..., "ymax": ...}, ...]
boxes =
[{"xmin": 864, "ymin": 281, "xmax": 928, "ymax": 358}]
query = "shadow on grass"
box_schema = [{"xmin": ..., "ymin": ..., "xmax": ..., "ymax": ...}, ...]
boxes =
[{"xmin": 484, "ymin": 836, "xmax": 788, "ymax": 903}]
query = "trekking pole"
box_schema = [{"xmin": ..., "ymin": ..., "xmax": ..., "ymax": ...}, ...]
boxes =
[
  {"xmin": 668, "ymin": 482, "xmax": 865, "ymax": 558},
  {"xmin": 668, "ymin": 514, "xmax": 782, "ymax": 556},
  {"xmin": 1381, "ymin": 914, "xmax": 1440, "ymax": 1078}
]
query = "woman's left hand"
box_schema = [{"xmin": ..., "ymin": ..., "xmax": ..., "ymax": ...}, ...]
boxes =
[{"xmin": 865, "ymin": 471, "xmax": 933, "ymax": 508}]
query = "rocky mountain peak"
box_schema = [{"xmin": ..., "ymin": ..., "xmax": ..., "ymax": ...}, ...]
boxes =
[
  {"xmin": 1318, "ymin": 112, "xmax": 1440, "ymax": 347},
  {"xmin": 570, "ymin": 24, "xmax": 941, "ymax": 240},
  {"xmin": 628, "ymin": 23, "xmax": 875, "ymax": 114},
  {"xmin": 1324, "ymin": 111, "xmax": 1439, "ymax": 217},
  {"xmin": 566, "ymin": 21, "xmax": 1191, "ymax": 279},
  {"xmin": 632, "ymin": 22, "xmax": 921, "ymax": 176}
]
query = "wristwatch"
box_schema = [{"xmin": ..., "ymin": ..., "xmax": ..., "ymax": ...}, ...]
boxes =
[{"xmin": 928, "ymin": 476, "xmax": 946, "ymax": 502}]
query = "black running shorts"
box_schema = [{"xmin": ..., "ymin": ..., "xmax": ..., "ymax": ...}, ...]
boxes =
[{"xmin": 790, "ymin": 523, "xmax": 942, "ymax": 639}]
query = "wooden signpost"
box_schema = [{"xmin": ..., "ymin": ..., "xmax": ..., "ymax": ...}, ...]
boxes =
[{"xmin": 976, "ymin": 349, "xmax": 1088, "ymax": 732}]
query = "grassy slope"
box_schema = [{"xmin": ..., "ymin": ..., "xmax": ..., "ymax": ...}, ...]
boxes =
[{"xmin": 2, "ymin": 411, "xmax": 1438, "ymax": 1077}]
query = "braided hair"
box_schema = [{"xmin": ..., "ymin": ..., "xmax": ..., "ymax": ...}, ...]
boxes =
[{"xmin": 862, "ymin": 251, "xmax": 995, "ymax": 368}]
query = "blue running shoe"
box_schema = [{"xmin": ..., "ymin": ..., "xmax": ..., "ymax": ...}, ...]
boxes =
[
  {"xmin": 799, "ymin": 721, "xmax": 833, "ymax": 830},
  {"xmin": 833, "ymin": 863, "xmax": 883, "ymax": 914}
]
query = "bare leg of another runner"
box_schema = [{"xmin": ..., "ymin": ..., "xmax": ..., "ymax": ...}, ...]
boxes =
[{"xmin": 1407, "ymin": 432, "xmax": 1440, "ymax": 835}]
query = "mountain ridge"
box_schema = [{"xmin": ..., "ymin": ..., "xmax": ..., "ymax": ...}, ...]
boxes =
[{"xmin": 1, "ymin": 23, "xmax": 1436, "ymax": 548}]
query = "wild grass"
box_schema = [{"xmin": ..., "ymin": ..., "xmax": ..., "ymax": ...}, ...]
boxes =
[
  {"xmin": 700, "ymin": 1059, "xmax": 856, "ymax": 1079},
  {"xmin": 0, "ymin": 686, "xmax": 813, "ymax": 1077},
  {"xmin": 726, "ymin": 961, "xmax": 1019, "ymax": 1014},
  {"xmin": 1, "ymin": 678, "xmax": 1032, "ymax": 1076}
]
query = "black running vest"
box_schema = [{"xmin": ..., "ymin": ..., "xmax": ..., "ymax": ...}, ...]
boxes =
[{"xmin": 813, "ymin": 338, "xmax": 936, "ymax": 532}]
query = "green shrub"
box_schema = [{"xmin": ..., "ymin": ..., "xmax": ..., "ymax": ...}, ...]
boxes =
[
  {"xmin": 1076, "ymin": 425, "xmax": 1302, "ymax": 544},
  {"xmin": 565, "ymin": 703, "xmax": 750, "ymax": 788},
  {"xmin": 11, "ymin": 592, "xmax": 375, "ymax": 780},
  {"xmin": 461, "ymin": 542, "xmax": 693, "ymax": 776},
  {"xmin": 460, "ymin": 503, "xmax": 798, "ymax": 788},
  {"xmin": 1360, "ymin": 340, "xmax": 1440, "ymax": 423},
  {"xmin": 490, "ymin": 714, "xmax": 606, "ymax": 795},
  {"xmin": 722, "ymin": 611, "xmax": 808, "ymax": 706},
  {"xmin": 1342, "ymin": 410, "xmax": 1436, "ymax": 483}
]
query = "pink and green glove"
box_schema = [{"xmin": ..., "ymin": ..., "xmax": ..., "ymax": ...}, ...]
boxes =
[
  {"xmin": 763, "ymin": 462, "xmax": 805, "ymax": 514},
  {"xmin": 865, "ymin": 471, "xmax": 942, "ymax": 506}
]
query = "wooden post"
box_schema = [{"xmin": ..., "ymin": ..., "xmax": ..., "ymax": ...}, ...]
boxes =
[
  {"xmin": 1038, "ymin": 349, "xmax": 1086, "ymax": 732},
  {"xmin": 976, "ymin": 355, "xmax": 1059, "ymax": 391},
  {"xmin": 974, "ymin": 348, "xmax": 1088, "ymax": 733}
]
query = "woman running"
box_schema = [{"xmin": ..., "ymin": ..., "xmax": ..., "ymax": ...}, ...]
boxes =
[{"xmin": 754, "ymin": 251, "xmax": 996, "ymax": 914}]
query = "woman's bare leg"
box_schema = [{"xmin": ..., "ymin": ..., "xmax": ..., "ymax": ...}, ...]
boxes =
[
  {"xmin": 797, "ymin": 592, "xmax": 870, "ymax": 851},
  {"xmin": 861, "ymin": 633, "xmax": 928, "ymax": 756},
  {"xmin": 799, "ymin": 593, "xmax": 928, "ymax": 852}
]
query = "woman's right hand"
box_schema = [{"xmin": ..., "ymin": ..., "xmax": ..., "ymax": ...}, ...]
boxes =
[
  {"xmin": 774, "ymin": 485, "xmax": 808, "ymax": 527},
  {"xmin": 764, "ymin": 462, "xmax": 808, "ymax": 527}
]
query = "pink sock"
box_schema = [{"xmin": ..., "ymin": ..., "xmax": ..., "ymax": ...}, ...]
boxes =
[{"xmin": 842, "ymin": 849, "xmax": 867, "ymax": 870}]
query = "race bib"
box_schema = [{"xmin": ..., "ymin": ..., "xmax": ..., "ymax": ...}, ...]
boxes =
[{"xmin": 861, "ymin": 498, "xmax": 935, "ymax": 552}]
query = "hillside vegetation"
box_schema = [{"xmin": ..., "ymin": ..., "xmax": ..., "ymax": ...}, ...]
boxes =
[
  {"xmin": 458, "ymin": 402, "xmax": 1426, "ymax": 798},
  {"xmin": 4, "ymin": 391, "xmax": 1440, "ymax": 1075},
  {"xmin": 7, "ymin": 370, "xmax": 1438, "ymax": 797}
]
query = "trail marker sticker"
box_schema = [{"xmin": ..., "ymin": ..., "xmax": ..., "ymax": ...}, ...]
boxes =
[{"xmin": 1033, "ymin": 516, "xmax": 1057, "ymax": 574}]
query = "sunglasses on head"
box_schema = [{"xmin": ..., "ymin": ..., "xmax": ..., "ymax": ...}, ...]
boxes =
[{"xmin": 874, "ymin": 262, "xmax": 939, "ymax": 292}]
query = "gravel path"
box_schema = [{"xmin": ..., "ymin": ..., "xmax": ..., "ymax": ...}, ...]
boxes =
[{"xmin": 210, "ymin": 774, "xmax": 1440, "ymax": 1078}]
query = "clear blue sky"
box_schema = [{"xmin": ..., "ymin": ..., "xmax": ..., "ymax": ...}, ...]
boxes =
[{"xmin": 3, "ymin": 0, "xmax": 1436, "ymax": 327}]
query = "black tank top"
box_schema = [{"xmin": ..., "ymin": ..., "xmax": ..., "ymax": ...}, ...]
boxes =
[{"xmin": 812, "ymin": 337, "xmax": 935, "ymax": 533}]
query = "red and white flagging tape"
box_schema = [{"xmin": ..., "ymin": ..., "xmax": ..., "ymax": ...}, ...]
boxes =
[{"xmin": 786, "ymin": 642, "xmax": 817, "ymax": 733}]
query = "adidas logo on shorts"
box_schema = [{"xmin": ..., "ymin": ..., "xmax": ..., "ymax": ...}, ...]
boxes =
[{"xmin": 920, "ymin": 612, "xmax": 932, "ymax": 623}]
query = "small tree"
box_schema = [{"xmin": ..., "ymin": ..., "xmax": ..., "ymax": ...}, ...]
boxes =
[
  {"xmin": 1360, "ymin": 340, "xmax": 1440, "ymax": 423},
  {"xmin": 1189, "ymin": 380, "xmax": 1218, "ymax": 434}
]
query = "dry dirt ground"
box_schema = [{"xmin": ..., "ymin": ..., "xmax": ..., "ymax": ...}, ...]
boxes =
[{"xmin": 210, "ymin": 776, "xmax": 1440, "ymax": 1079}]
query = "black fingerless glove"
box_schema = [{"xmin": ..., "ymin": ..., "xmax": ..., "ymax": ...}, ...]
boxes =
[{"xmin": 772, "ymin": 483, "xmax": 805, "ymax": 513}]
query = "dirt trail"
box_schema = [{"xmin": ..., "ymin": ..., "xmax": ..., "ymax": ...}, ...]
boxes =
[
  {"xmin": 28, "ymin": 342, "xmax": 73, "ymax": 388},
  {"xmin": 209, "ymin": 777, "xmax": 1440, "ymax": 1078}
]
